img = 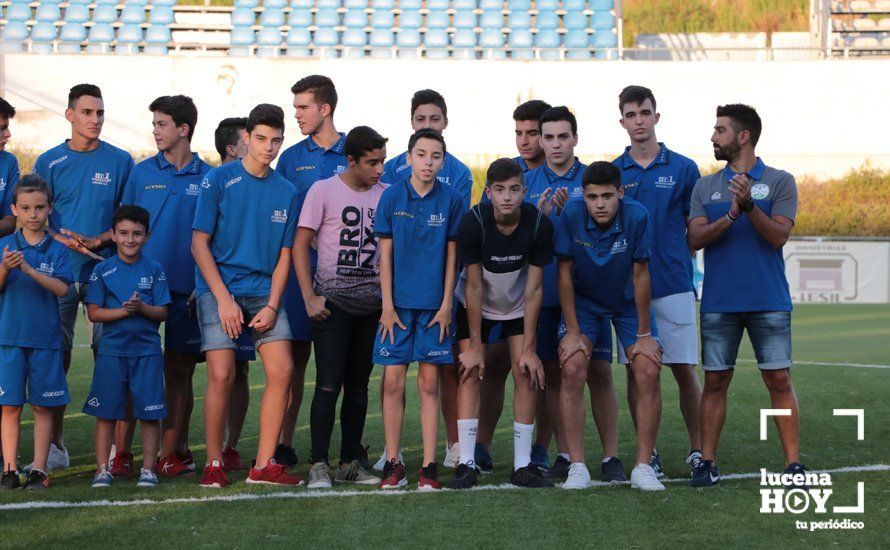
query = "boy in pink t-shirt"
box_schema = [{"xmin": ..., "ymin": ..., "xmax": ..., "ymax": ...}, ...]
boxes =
[{"xmin": 294, "ymin": 126, "xmax": 388, "ymax": 488}]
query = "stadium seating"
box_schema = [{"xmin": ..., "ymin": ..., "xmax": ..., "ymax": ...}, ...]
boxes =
[{"xmin": 0, "ymin": 0, "xmax": 624, "ymax": 60}]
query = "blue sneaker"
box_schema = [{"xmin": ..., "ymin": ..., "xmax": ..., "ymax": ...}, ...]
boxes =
[
  {"xmin": 474, "ymin": 443, "xmax": 493, "ymax": 474},
  {"xmin": 137, "ymin": 468, "xmax": 159, "ymax": 487},
  {"xmin": 530, "ymin": 444, "xmax": 550, "ymax": 472},
  {"xmin": 783, "ymin": 462, "xmax": 809, "ymax": 489},
  {"xmin": 92, "ymin": 469, "xmax": 113, "ymax": 488},
  {"xmin": 690, "ymin": 460, "xmax": 720, "ymax": 487}
]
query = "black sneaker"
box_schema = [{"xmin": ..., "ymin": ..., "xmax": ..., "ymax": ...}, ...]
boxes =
[
  {"xmin": 543, "ymin": 455, "xmax": 570, "ymax": 479},
  {"xmin": 783, "ymin": 462, "xmax": 809, "ymax": 489},
  {"xmin": 649, "ymin": 449, "xmax": 664, "ymax": 478},
  {"xmin": 273, "ymin": 444, "xmax": 299, "ymax": 468},
  {"xmin": 474, "ymin": 442, "xmax": 493, "ymax": 474},
  {"xmin": 448, "ymin": 463, "xmax": 479, "ymax": 489},
  {"xmin": 690, "ymin": 460, "xmax": 720, "ymax": 487},
  {"xmin": 1, "ymin": 470, "xmax": 20, "ymax": 490},
  {"xmin": 511, "ymin": 464, "xmax": 554, "ymax": 488},
  {"xmin": 23, "ymin": 469, "xmax": 50, "ymax": 491},
  {"xmin": 601, "ymin": 456, "xmax": 627, "ymax": 482}
]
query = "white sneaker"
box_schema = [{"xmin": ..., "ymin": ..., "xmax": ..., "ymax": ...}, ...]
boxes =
[
  {"xmin": 372, "ymin": 447, "xmax": 403, "ymax": 472},
  {"xmin": 24, "ymin": 443, "xmax": 69, "ymax": 473},
  {"xmin": 443, "ymin": 442, "xmax": 460, "ymax": 469},
  {"xmin": 631, "ymin": 463, "xmax": 666, "ymax": 491},
  {"xmin": 562, "ymin": 463, "xmax": 592, "ymax": 490}
]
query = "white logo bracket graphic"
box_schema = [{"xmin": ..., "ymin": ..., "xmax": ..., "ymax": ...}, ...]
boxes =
[
  {"xmin": 760, "ymin": 408, "xmax": 791, "ymax": 440},
  {"xmin": 833, "ymin": 408, "xmax": 865, "ymax": 440}
]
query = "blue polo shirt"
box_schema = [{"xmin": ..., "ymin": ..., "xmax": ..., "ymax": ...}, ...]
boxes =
[
  {"xmin": 374, "ymin": 179, "xmax": 464, "ymax": 310},
  {"xmin": 86, "ymin": 255, "xmax": 170, "ymax": 356},
  {"xmin": 689, "ymin": 158, "xmax": 798, "ymax": 313},
  {"xmin": 34, "ymin": 140, "xmax": 134, "ymax": 282},
  {"xmin": 275, "ymin": 133, "xmax": 347, "ymax": 201},
  {"xmin": 523, "ymin": 159, "xmax": 586, "ymax": 307},
  {"xmin": 513, "ymin": 156, "xmax": 530, "ymax": 173},
  {"xmin": 382, "ymin": 151, "xmax": 473, "ymax": 212},
  {"xmin": 122, "ymin": 152, "xmax": 211, "ymax": 295},
  {"xmin": 614, "ymin": 144, "xmax": 700, "ymax": 299},
  {"xmin": 554, "ymin": 197, "xmax": 651, "ymax": 317},
  {"xmin": 0, "ymin": 231, "xmax": 71, "ymax": 349},
  {"xmin": 0, "ymin": 151, "xmax": 20, "ymax": 218},
  {"xmin": 193, "ymin": 160, "xmax": 299, "ymax": 298}
]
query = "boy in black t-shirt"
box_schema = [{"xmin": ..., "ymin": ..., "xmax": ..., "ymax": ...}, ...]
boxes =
[{"xmin": 449, "ymin": 159, "xmax": 554, "ymax": 489}]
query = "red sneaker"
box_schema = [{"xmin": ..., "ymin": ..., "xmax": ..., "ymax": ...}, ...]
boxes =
[
  {"xmin": 177, "ymin": 449, "xmax": 196, "ymax": 473},
  {"xmin": 156, "ymin": 453, "xmax": 193, "ymax": 477},
  {"xmin": 222, "ymin": 447, "xmax": 247, "ymax": 472},
  {"xmin": 199, "ymin": 460, "xmax": 229, "ymax": 488},
  {"xmin": 418, "ymin": 462, "xmax": 440, "ymax": 491},
  {"xmin": 246, "ymin": 460, "xmax": 304, "ymax": 486},
  {"xmin": 110, "ymin": 451, "xmax": 134, "ymax": 479},
  {"xmin": 380, "ymin": 459, "xmax": 407, "ymax": 490}
]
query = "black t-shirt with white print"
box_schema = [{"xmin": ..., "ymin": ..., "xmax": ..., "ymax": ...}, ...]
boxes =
[{"xmin": 455, "ymin": 202, "xmax": 553, "ymax": 320}]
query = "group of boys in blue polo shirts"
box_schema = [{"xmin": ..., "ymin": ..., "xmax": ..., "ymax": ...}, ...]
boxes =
[{"xmin": 0, "ymin": 80, "xmax": 802, "ymax": 494}]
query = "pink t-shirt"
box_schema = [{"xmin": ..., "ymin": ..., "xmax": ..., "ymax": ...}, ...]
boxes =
[{"xmin": 298, "ymin": 174, "xmax": 388, "ymax": 314}]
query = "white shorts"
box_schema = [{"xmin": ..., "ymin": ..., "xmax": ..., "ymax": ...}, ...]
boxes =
[{"xmin": 618, "ymin": 291, "xmax": 699, "ymax": 365}]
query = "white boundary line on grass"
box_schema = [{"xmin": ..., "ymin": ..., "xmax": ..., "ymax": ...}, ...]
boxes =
[{"xmin": 2, "ymin": 464, "xmax": 888, "ymax": 512}]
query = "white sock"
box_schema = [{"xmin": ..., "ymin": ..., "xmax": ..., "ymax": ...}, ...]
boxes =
[
  {"xmin": 513, "ymin": 421, "xmax": 534, "ymax": 471},
  {"xmin": 559, "ymin": 452, "xmax": 570, "ymax": 461},
  {"xmin": 457, "ymin": 418, "xmax": 478, "ymax": 467}
]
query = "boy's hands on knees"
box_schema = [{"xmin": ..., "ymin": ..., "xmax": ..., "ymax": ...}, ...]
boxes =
[
  {"xmin": 558, "ymin": 330, "xmax": 589, "ymax": 366},
  {"xmin": 459, "ymin": 343, "xmax": 485, "ymax": 383},
  {"xmin": 1, "ymin": 246, "xmax": 24, "ymax": 272},
  {"xmin": 378, "ymin": 307, "xmax": 405, "ymax": 345},
  {"xmin": 519, "ymin": 350, "xmax": 545, "ymax": 389},
  {"xmin": 218, "ymin": 294, "xmax": 244, "ymax": 339},
  {"xmin": 248, "ymin": 304, "xmax": 278, "ymax": 333},
  {"xmin": 428, "ymin": 305, "xmax": 452, "ymax": 344},
  {"xmin": 628, "ymin": 335, "xmax": 663, "ymax": 366}
]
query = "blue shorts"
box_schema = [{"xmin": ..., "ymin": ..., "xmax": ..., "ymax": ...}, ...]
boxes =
[
  {"xmin": 283, "ymin": 267, "xmax": 313, "ymax": 342},
  {"xmin": 83, "ymin": 353, "xmax": 166, "ymax": 420},
  {"xmin": 166, "ymin": 292, "xmax": 257, "ymax": 362},
  {"xmin": 700, "ymin": 311, "xmax": 792, "ymax": 371},
  {"xmin": 196, "ymin": 293, "xmax": 293, "ymax": 353},
  {"xmin": 0, "ymin": 346, "xmax": 70, "ymax": 407},
  {"xmin": 373, "ymin": 307, "xmax": 453, "ymax": 366},
  {"xmin": 540, "ymin": 306, "xmax": 612, "ymax": 362},
  {"xmin": 558, "ymin": 300, "xmax": 658, "ymax": 358}
]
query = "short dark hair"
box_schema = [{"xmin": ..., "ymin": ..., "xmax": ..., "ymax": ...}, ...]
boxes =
[
  {"xmin": 149, "ymin": 95, "xmax": 198, "ymax": 141},
  {"xmin": 12, "ymin": 174, "xmax": 51, "ymax": 204},
  {"xmin": 113, "ymin": 205, "xmax": 150, "ymax": 232},
  {"xmin": 67, "ymin": 83, "xmax": 102, "ymax": 109},
  {"xmin": 246, "ymin": 104, "xmax": 285, "ymax": 133},
  {"xmin": 618, "ymin": 85, "xmax": 656, "ymax": 114},
  {"xmin": 407, "ymin": 128, "xmax": 446, "ymax": 155},
  {"xmin": 344, "ymin": 125, "xmax": 388, "ymax": 161},
  {"xmin": 539, "ymin": 106, "xmax": 577, "ymax": 136},
  {"xmin": 0, "ymin": 97, "xmax": 16, "ymax": 119},
  {"xmin": 291, "ymin": 75, "xmax": 338, "ymax": 115},
  {"xmin": 582, "ymin": 161, "xmax": 622, "ymax": 189},
  {"xmin": 411, "ymin": 89, "xmax": 447, "ymax": 119},
  {"xmin": 214, "ymin": 117, "xmax": 247, "ymax": 159},
  {"xmin": 486, "ymin": 158, "xmax": 524, "ymax": 187},
  {"xmin": 716, "ymin": 103, "xmax": 762, "ymax": 148},
  {"xmin": 512, "ymin": 99, "xmax": 551, "ymax": 122}
]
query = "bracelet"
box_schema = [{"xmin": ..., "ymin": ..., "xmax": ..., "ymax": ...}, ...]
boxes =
[
  {"xmin": 636, "ymin": 332, "xmax": 651, "ymax": 338},
  {"xmin": 264, "ymin": 304, "xmax": 278, "ymax": 313},
  {"xmin": 726, "ymin": 211, "xmax": 739, "ymax": 223}
]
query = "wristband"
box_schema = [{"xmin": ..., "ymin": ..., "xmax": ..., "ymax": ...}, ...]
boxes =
[
  {"xmin": 264, "ymin": 304, "xmax": 278, "ymax": 313},
  {"xmin": 740, "ymin": 199, "xmax": 754, "ymax": 213},
  {"xmin": 636, "ymin": 332, "xmax": 651, "ymax": 338},
  {"xmin": 726, "ymin": 210, "xmax": 739, "ymax": 223}
]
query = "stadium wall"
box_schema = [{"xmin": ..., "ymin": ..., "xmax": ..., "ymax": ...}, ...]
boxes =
[{"xmin": 1, "ymin": 55, "xmax": 888, "ymax": 178}]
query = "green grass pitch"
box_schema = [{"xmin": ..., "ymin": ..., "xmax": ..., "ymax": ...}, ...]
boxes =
[{"xmin": 1, "ymin": 304, "xmax": 888, "ymax": 547}]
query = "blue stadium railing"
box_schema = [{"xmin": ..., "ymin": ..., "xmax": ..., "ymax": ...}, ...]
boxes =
[{"xmin": 0, "ymin": 0, "xmax": 620, "ymax": 59}]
